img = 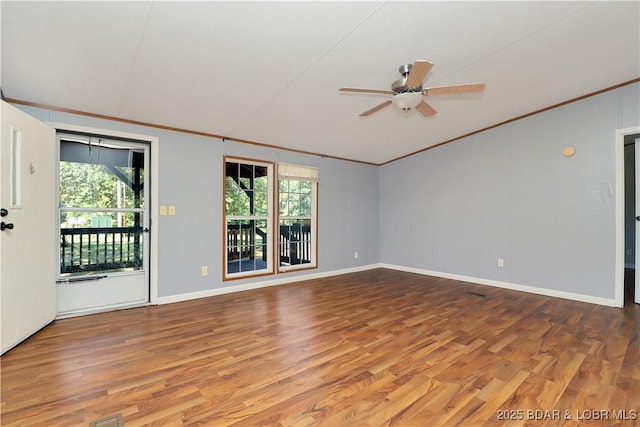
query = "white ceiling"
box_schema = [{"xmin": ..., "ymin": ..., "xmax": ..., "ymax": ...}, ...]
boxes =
[{"xmin": 2, "ymin": 1, "xmax": 639, "ymax": 164}]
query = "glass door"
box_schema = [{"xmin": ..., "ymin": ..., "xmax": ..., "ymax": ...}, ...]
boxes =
[{"xmin": 56, "ymin": 133, "xmax": 150, "ymax": 316}]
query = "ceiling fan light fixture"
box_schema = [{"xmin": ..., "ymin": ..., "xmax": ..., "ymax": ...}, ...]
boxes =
[{"xmin": 392, "ymin": 92, "xmax": 422, "ymax": 112}]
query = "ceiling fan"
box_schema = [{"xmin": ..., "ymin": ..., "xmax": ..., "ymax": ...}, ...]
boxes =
[{"xmin": 339, "ymin": 60, "xmax": 485, "ymax": 117}]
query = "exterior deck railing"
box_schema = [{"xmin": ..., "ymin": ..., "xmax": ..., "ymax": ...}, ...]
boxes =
[
  {"xmin": 62, "ymin": 223, "xmax": 311, "ymax": 274},
  {"xmin": 226, "ymin": 224, "xmax": 311, "ymax": 266},
  {"xmin": 60, "ymin": 226, "xmax": 143, "ymax": 274},
  {"xmin": 227, "ymin": 224, "xmax": 267, "ymax": 262},
  {"xmin": 279, "ymin": 224, "xmax": 311, "ymax": 265}
]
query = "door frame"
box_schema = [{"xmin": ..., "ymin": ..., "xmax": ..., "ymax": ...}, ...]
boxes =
[
  {"xmin": 50, "ymin": 122, "xmax": 159, "ymax": 307},
  {"xmin": 635, "ymin": 137, "xmax": 640, "ymax": 305},
  {"xmin": 615, "ymin": 126, "xmax": 640, "ymax": 307}
]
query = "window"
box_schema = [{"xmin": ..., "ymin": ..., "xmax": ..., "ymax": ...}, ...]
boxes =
[
  {"xmin": 223, "ymin": 158, "xmax": 317, "ymax": 279},
  {"xmin": 278, "ymin": 163, "xmax": 318, "ymax": 272},
  {"xmin": 224, "ymin": 158, "xmax": 274, "ymax": 279}
]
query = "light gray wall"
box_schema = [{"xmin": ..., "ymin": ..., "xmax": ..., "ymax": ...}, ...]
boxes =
[
  {"xmin": 347, "ymin": 161, "xmax": 380, "ymax": 267},
  {"xmin": 381, "ymin": 82, "xmax": 640, "ymax": 300},
  {"xmin": 13, "ymin": 81, "xmax": 638, "ymax": 302},
  {"xmin": 14, "ymin": 104, "xmax": 380, "ymax": 298}
]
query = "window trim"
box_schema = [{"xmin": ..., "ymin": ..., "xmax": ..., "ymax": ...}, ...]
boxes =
[
  {"xmin": 277, "ymin": 164, "xmax": 319, "ymax": 273},
  {"xmin": 222, "ymin": 156, "xmax": 275, "ymax": 281}
]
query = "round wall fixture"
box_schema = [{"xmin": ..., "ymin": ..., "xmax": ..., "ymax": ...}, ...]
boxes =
[{"xmin": 562, "ymin": 146, "xmax": 576, "ymax": 157}]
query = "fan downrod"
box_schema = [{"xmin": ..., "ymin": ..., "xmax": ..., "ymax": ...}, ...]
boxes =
[{"xmin": 399, "ymin": 63, "xmax": 412, "ymax": 77}]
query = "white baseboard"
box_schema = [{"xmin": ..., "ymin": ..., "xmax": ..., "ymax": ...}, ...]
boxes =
[
  {"xmin": 157, "ymin": 263, "xmax": 619, "ymax": 308},
  {"xmin": 157, "ymin": 264, "xmax": 381, "ymax": 305},
  {"xmin": 379, "ymin": 263, "xmax": 618, "ymax": 307}
]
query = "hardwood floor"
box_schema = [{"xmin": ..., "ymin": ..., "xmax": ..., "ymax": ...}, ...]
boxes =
[{"xmin": 1, "ymin": 269, "xmax": 638, "ymax": 426}]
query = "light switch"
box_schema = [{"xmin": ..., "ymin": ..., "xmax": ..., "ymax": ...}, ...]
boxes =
[
  {"xmin": 159, "ymin": 205, "xmax": 167, "ymax": 216},
  {"xmin": 168, "ymin": 205, "xmax": 176, "ymax": 216}
]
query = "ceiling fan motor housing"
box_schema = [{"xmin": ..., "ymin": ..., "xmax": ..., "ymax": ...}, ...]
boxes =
[{"xmin": 392, "ymin": 64, "xmax": 422, "ymax": 94}]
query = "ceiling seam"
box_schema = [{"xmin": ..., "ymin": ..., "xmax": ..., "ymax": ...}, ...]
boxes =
[
  {"xmin": 226, "ymin": 1, "xmax": 390, "ymax": 136},
  {"xmin": 429, "ymin": 1, "xmax": 596, "ymax": 85},
  {"xmin": 116, "ymin": 1, "xmax": 155, "ymax": 117}
]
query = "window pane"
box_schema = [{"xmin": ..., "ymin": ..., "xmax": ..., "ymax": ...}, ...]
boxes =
[
  {"xmin": 254, "ymin": 173, "xmax": 268, "ymax": 215},
  {"xmin": 255, "ymin": 166, "xmax": 267, "ymax": 184},
  {"xmin": 279, "ymin": 219, "xmax": 312, "ymax": 267},
  {"xmin": 300, "ymin": 192, "xmax": 311, "ymax": 216},
  {"xmin": 289, "ymin": 193, "xmax": 301, "ymax": 217},
  {"xmin": 255, "ymin": 219, "xmax": 267, "ymax": 262},
  {"xmin": 226, "ymin": 219, "xmax": 243, "ymax": 262},
  {"xmin": 244, "ymin": 190, "xmax": 253, "ymax": 215},
  {"xmin": 254, "ymin": 192, "xmax": 268, "ymax": 216},
  {"xmin": 59, "ymin": 143, "xmax": 145, "ymax": 209},
  {"xmin": 59, "ymin": 162, "xmax": 145, "ymax": 210},
  {"xmin": 279, "ymin": 197, "xmax": 288, "ymax": 217},
  {"xmin": 228, "ymin": 188, "xmax": 250, "ymax": 216},
  {"xmin": 255, "ymin": 175, "xmax": 267, "ymax": 190},
  {"xmin": 225, "ymin": 177, "xmax": 240, "ymax": 215},
  {"xmin": 225, "ymin": 162, "xmax": 238, "ymax": 182},
  {"xmin": 225, "ymin": 174, "xmax": 253, "ymax": 217},
  {"xmin": 240, "ymin": 176, "xmax": 250, "ymax": 189}
]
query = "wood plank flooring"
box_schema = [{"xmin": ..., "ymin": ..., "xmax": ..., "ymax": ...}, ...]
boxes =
[{"xmin": 1, "ymin": 269, "xmax": 638, "ymax": 426}]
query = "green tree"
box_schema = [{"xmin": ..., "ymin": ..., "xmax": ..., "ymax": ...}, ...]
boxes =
[
  {"xmin": 225, "ymin": 175, "xmax": 268, "ymax": 216},
  {"xmin": 59, "ymin": 162, "xmax": 142, "ymax": 226}
]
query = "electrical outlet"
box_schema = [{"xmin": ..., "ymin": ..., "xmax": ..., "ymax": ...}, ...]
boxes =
[
  {"xmin": 201, "ymin": 266, "xmax": 208, "ymax": 276},
  {"xmin": 168, "ymin": 205, "xmax": 176, "ymax": 216},
  {"xmin": 159, "ymin": 205, "xmax": 167, "ymax": 216},
  {"xmin": 498, "ymin": 258, "xmax": 504, "ymax": 268},
  {"xmin": 354, "ymin": 251, "xmax": 359, "ymax": 259}
]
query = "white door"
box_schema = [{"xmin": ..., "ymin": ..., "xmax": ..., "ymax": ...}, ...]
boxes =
[
  {"xmin": 635, "ymin": 138, "xmax": 640, "ymax": 305},
  {"xmin": 1, "ymin": 101, "xmax": 57, "ymax": 354},
  {"xmin": 56, "ymin": 133, "xmax": 150, "ymax": 317}
]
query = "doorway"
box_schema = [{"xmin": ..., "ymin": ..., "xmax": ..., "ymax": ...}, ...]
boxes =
[
  {"xmin": 618, "ymin": 128, "xmax": 640, "ymax": 307},
  {"xmin": 55, "ymin": 130, "xmax": 157, "ymax": 317}
]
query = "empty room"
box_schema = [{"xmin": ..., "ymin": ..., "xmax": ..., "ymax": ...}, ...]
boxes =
[{"xmin": 1, "ymin": 1, "xmax": 639, "ymax": 426}]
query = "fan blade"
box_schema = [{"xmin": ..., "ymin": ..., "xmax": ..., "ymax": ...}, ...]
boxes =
[
  {"xmin": 405, "ymin": 60, "xmax": 433, "ymax": 88},
  {"xmin": 423, "ymin": 83, "xmax": 485, "ymax": 96},
  {"xmin": 340, "ymin": 87, "xmax": 394, "ymax": 95},
  {"xmin": 359, "ymin": 100, "xmax": 392, "ymax": 117},
  {"xmin": 415, "ymin": 100, "xmax": 437, "ymax": 116}
]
